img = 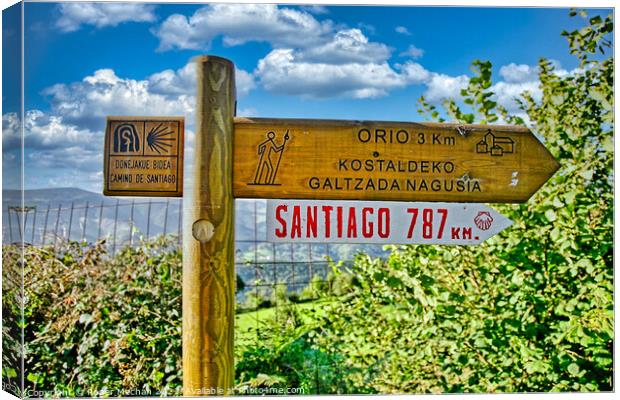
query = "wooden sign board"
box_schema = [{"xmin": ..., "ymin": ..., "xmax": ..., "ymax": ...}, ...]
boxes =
[
  {"xmin": 233, "ymin": 118, "xmax": 560, "ymax": 203},
  {"xmin": 103, "ymin": 116, "xmax": 184, "ymax": 197},
  {"xmin": 266, "ymin": 199, "xmax": 512, "ymax": 245}
]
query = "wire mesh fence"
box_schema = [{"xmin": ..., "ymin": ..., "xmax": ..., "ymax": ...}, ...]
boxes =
[
  {"xmin": 3, "ymin": 198, "xmax": 387, "ymax": 394},
  {"xmin": 3, "ymin": 198, "xmax": 386, "ymax": 295},
  {"xmin": 2, "ymin": 199, "xmax": 182, "ymax": 252}
]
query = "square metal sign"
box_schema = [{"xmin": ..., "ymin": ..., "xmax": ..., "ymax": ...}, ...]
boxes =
[{"xmin": 103, "ymin": 116, "xmax": 184, "ymax": 197}]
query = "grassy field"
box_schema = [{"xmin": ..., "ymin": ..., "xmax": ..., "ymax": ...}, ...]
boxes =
[{"xmin": 235, "ymin": 299, "xmax": 333, "ymax": 350}]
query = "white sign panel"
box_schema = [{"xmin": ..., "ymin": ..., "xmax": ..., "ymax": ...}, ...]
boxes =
[{"xmin": 266, "ymin": 199, "xmax": 512, "ymax": 245}]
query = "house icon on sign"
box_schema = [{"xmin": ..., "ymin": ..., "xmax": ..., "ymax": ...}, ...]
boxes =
[{"xmin": 476, "ymin": 130, "xmax": 514, "ymax": 156}]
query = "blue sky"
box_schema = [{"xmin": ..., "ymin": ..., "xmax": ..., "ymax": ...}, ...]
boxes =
[{"xmin": 1, "ymin": 1, "xmax": 613, "ymax": 192}]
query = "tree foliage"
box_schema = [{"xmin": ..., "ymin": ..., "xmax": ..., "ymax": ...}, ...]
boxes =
[{"xmin": 314, "ymin": 9, "xmax": 613, "ymax": 393}]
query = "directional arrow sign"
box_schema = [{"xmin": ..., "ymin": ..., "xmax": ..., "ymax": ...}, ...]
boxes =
[
  {"xmin": 266, "ymin": 200, "xmax": 512, "ymax": 245},
  {"xmin": 233, "ymin": 118, "xmax": 560, "ymax": 203}
]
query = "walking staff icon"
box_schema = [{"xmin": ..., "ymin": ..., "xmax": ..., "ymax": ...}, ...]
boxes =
[{"xmin": 251, "ymin": 130, "xmax": 290, "ymax": 185}]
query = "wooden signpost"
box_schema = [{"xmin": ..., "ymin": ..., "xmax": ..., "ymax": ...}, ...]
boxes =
[
  {"xmin": 183, "ymin": 56, "xmax": 235, "ymax": 396},
  {"xmin": 234, "ymin": 118, "xmax": 559, "ymax": 203},
  {"xmin": 101, "ymin": 55, "xmax": 560, "ymax": 396}
]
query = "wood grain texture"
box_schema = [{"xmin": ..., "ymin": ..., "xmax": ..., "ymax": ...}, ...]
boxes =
[
  {"xmin": 233, "ymin": 117, "xmax": 560, "ymax": 203},
  {"xmin": 183, "ymin": 56, "xmax": 235, "ymax": 396}
]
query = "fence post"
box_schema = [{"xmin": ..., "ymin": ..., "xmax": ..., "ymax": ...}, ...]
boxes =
[
  {"xmin": 42, "ymin": 203, "xmax": 51, "ymax": 245},
  {"xmin": 163, "ymin": 198, "xmax": 169, "ymax": 236},
  {"xmin": 112, "ymin": 199, "xmax": 119, "ymax": 253},
  {"xmin": 98, "ymin": 201, "xmax": 104, "ymax": 239},
  {"xmin": 54, "ymin": 204, "xmax": 61, "ymax": 248},
  {"xmin": 129, "ymin": 199, "xmax": 135, "ymax": 246},
  {"xmin": 17, "ymin": 209, "xmax": 24, "ymax": 243},
  {"xmin": 31, "ymin": 207, "xmax": 37, "ymax": 244},
  {"xmin": 82, "ymin": 201, "xmax": 89, "ymax": 242},
  {"xmin": 183, "ymin": 55, "xmax": 236, "ymax": 396},
  {"xmin": 67, "ymin": 202, "xmax": 74, "ymax": 242},
  {"xmin": 145, "ymin": 199, "xmax": 152, "ymax": 238},
  {"xmin": 8, "ymin": 207, "xmax": 13, "ymax": 243}
]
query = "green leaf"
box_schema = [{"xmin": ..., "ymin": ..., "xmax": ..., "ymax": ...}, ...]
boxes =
[
  {"xmin": 27, "ymin": 372, "xmax": 41, "ymax": 384},
  {"xmin": 545, "ymin": 209, "xmax": 557, "ymax": 222},
  {"xmin": 386, "ymin": 276, "xmax": 402, "ymax": 288},
  {"xmin": 567, "ymin": 363, "xmax": 580, "ymax": 376},
  {"xmin": 602, "ymin": 136, "xmax": 613, "ymax": 152},
  {"xmin": 579, "ymin": 170, "xmax": 594, "ymax": 180},
  {"xmin": 564, "ymin": 190, "xmax": 578, "ymax": 204}
]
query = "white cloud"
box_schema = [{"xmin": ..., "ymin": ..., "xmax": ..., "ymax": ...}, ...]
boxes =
[
  {"xmin": 235, "ymin": 69, "xmax": 257, "ymax": 98},
  {"xmin": 153, "ymin": 4, "xmax": 333, "ymax": 51},
  {"xmin": 2, "ymin": 110, "xmax": 104, "ymax": 189},
  {"xmin": 499, "ymin": 63, "xmax": 538, "ymax": 83},
  {"xmin": 491, "ymin": 80, "xmax": 542, "ymax": 113},
  {"xmin": 147, "ymin": 62, "xmax": 196, "ymax": 96},
  {"xmin": 56, "ymin": 3, "xmax": 157, "ymax": 32},
  {"xmin": 400, "ymin": 44, "xmax": 424, "ymax": 59},
  {"xmin": 301, "ymin": 5, "xmax": 330, "ymax": 15},
  {"xmin": 2, "ymin": 112, "xmax": 21, "ymax": 150},
  {"xmin": 494, "ymin": 62, "xmax": 573, "ymax": 113},
  {"xmin": 152, "ymin": 4, "xmax": 436, "ymax": 99},
  {"xmin": 255, "ymin": 49, "xmax": 428, "ymax": 99},
  {"xmin": 295, "ymin": 29, "xmax": 391, "ymax": 65},
  {"xmin": 247, "ymin": 21, "xmax": 433, "ymax": 99},
  {"xmin": 357, "ymin": 22, "xmax": 376, "ymax": 35},
  {"xmin": 395, "ymin": 26, "xmax": 411, "ymax": 35},
  {"xmin": 421, "ymin": 69, "xmax": 540, "ymax": 115},
  {"xmin": 423, "ymin": 73, "xmax": 469, "ymax": 102},
  {"xmin": 26, "ymin": 144, "xmax": 102, "ymax": 171},
  {"xmin": 419, "ymin": 62, "xmax": 548, "ymax": 120},
  {"xmin": 399, "ymin": 62, "xmax": 431, "ymax": 84},
  {"xmin": 43, "ymin": 69, "xmax": 194, "ymax": 131},
  {"xmin": 42, "ymin": 63, "xmax": 254, "ymax": 131},
  {"xmin": 3, "ymin": 111, "xmax": 98, "ymax": 151}
]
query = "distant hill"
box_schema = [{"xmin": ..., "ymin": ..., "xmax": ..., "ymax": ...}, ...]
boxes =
[
  {"xmin": 2, "ymin": 187, "xmax": 258, "ymax": 245},
  {"xmin": 4, "ymin": 187, "xmax": 110, "ymax": 207}
]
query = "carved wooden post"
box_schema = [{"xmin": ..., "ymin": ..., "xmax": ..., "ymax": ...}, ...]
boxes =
[{"xmin": 183, "ymin": 55, "xmax": 236, "ymax": 396}]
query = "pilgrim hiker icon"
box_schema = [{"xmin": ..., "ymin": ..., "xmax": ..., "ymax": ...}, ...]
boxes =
[{"xmin": 251, "ymin": 130, "xmax": 290, "ymax": 185}]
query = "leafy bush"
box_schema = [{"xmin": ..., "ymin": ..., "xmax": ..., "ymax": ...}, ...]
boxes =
[
  {"xmin": 235, "ymin": 304, "xmax": 347, "ymax": 395},
  {"xmin": 299, "ymin": 275, "xmax": 328, "ymax": 301},
  {"xmin": 3, "ymin": 239, "xmax": 348, "ymax": 396},
  {"xmin": 3, "ymin": 238, "xmax": 183, "ymax": 397},
  {"xmin": 314, "ymin": 9, "xmax": 613, "ymax": 394},
  {"xmin": 2, "ymin": 245, "xmax": 24, "ymax": 397}
]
